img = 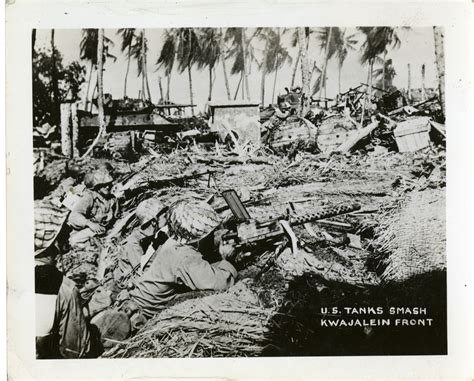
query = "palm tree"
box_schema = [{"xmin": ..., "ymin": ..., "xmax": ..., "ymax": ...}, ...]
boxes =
[
  {"xmin": 297, "ymin": 27, "xmax": 310, "ymax": 116},
  {"xmin": 81, "ymin": 28, "xmax": 106, "ymax": 158},
  {"xmin": 131, "ymin": 29, "xmax": 152, "ymax": 102},
  {"xmin": 433, "ymin": 26, "xmax": 445, "ymax": 116},
  {"xmin": 117, "ymin": 28, "xmax": 136, "ymax": 98},
  {"xmin": 316, "ymin": 27, "xmax": 337, "ymax": 99},
  {"xmin": 333, "ymin": 28, "xmax": 357, "ymax": 94},
  {"xmin": 225, "ymin": 28, "xmax": 260, "ymax": 100},
  {"xmin": 195, "ymin": 28, "xmax": 222, "ymax": 101},
  {"xmin": 79, "ymin": 29, "xmax": 115, "ymax": 110},
  {"xmin": 159, "ymin": 28, "xmax": 200, "ymax": 113},
  {"xmin": 289, "ymin": 28, "xmax": 313, "ymax": 88},
  {"xmin": 267, "ymin": 29, "xmax": 292, "ymax": 104},
  {"xmin": 156, "ymin": 29, "xmax": 176, "ymax": 102},
  {"xmin": 373, "ymin": 58, "xmax": 397, "ymax": 93}
]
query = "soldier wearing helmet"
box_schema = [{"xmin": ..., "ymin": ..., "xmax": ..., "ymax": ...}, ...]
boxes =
[
  {"xmin": 114, "ymin": 197, "xmax": 169, "ymax": 283},
  {"xmin": 35, "ymin": 199, "xmax": 100, "ymax": 359},
  {"xmin": 126, "ymin": 199, "xmax": 238, "ymax": 318},
  {"xmin": 68, "ymin": 168, "xmax": 119, "ymax": 247}
]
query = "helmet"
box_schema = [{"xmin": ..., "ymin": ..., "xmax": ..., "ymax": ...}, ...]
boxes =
[
  {"xmin": 34, "ymin": 199, "xmax": 70, "ymax": 257},
  {"xmin": 135, "ymin": 198, "xmax": 165, "ymax": 227},
  {"xmin": 167, "ymin": 200, "xmax": 221, "ymax": 244},
  {"xmin": 84, "ymin": 168, "xmax": 113, "ymax": 189}
]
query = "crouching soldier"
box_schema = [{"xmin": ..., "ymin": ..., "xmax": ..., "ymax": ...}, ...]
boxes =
[
  {"xmin": 124, "ymin": 199, "xmax": 239, "ymax": 319},
  {"xmin": 114, "ymin": 197, "xmax": 168, "ymax": 285},
  {"xmin": 68, "ymin": 168, "xmax": 119, "ymax": 248},
  {"xmin": 35, "ymin": 201, "xmax": 101, "ymax": 358}
]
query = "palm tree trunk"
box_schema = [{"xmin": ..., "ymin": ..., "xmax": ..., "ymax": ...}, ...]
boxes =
[
  {"xmin": 260, "ymin": 69, "xmax": 266, "ymax": 107},
  {"xmin": 208, "ymin": 65, "xmax": 213, "ymax": 101},
  {"xmin": 51, "ymin": 29, "xmax": 60, "ymax": 127},
  {"xmin": 338, "ymin": 64, "xmax": 342, "ymax": 94},
  {"xmin": 297, "ymin": 28, "xmax": 310, "ymax": 116},
  {"xmin": 85, "ymin": 61, "xmax": 94, "ymax": 109},
  {"xmin": 291, "ymin": 50, "xmax": 301, "ymax": 88},
  {"xmin": 272, "ymin": 68, "xmax": 278, "ymax": 105},
  {"xmin": 188, "ymin": 65, "xmax": 194, "ymax": 115},
  {"xmin": 124, "ymin": 46, "xmax": 131, "ymax": 98},
  {"xmin": 166, "ymin": 74, "xmax": 171, "ymax": 102},
  {"xmin": 407, "ymin": 63, "xmax": 411, "ymax": 103},
  {"xmin": 319, "ymin": 27, "xmax": 332, "ymax": 99},
  {"xmin": 382, "ymin": 51, "xmax": 386, "ymax": 91},
  {"xmin": 143, "ymin": 34, "xmax": 152, "ymax": 102},
  {"xmin": 421, "ymin": 63, "xmax": 426, "ymax": 101},
  {"xmin": 433, "ymin": 27, "xmax": 445, "ymax": 116},
  {"xmin": 241, "ymin": 28, "xmax": 250, "ymax": 101},
  {"xmin": 234, "ymin": 75, "xmax": 242, "ymax": 100},
  {"xmin": 32, "ymin": 29, "xmax": 36, "ymax": 58},
  {"xmin": 158, "ymin": 77, "xmax": 164, "ymax": 102},
  {"xmin": 222, "ymin": 58, "xmax": 231, "ymax": 100},
  {"xmin": 82, "ymin": 28, "xmax": 106, "ymax": 159}
]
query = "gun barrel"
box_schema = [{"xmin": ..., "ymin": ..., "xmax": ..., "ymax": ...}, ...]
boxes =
[{"xmin": 289, "ymin": 203, "xmax": 361, "ymax": 226}]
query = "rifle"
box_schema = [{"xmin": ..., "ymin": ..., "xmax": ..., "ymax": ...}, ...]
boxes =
[{"xmin": 221, "ymin": 189, "xmax": 360, "ymax": 256}]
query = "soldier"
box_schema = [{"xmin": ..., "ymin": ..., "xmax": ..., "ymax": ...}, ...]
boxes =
[
  {"xmin": 123, "ymin": 199, "xmax": 239, "ymax": 319},
  {"xmin": 68, "ymin": 168, "xmax": 119, "ymax": 247},
  {"xmin": 35, "ymin": 200, "xmax": 100, "ymax": 358},
  {"xmin": 114, "ymin": 197, "xmax": 168, "ymax": 284}
]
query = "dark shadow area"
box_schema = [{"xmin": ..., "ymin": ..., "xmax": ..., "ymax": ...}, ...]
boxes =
[{"xmin": 262, "ymin": 270, "xmax": 447, "ymax": 356}]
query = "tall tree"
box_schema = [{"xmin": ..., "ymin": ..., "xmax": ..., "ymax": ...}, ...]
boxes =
[
  {"xmin": 225, "ymin": 28, "xmax": 259, "ymax": 100},
  {"xmin": 333, "ymin": 28, "xmax": 357, "ymax": 94},
  {"xmin": 433, "ymin": 27, "xmax": 445, "ymax": 116},
  {"xmin": 117, "ymin": 28, "xmax": 136, "ymax": 98},
  {"xmin": 316, "ymin": 27, "xmax": 336, "ymax": 99},
  {"xmin": 81, "ymin": 29, "xmax": 106, "ymax": 158},
  {"xmin": 220, "ymin": 28, "xmax": 232, "ymax": 100},
  {"xmin": 196, "ymin": 28, "xmax": 222, "ymax": 101},
  {"xmin": 160, "ymin": 28, "xmax": 200, "ymax": 114},
  {"xmin": 132, "ymin": 29, "xmax": 152, "ymax": 102},
  {"xmin": 297, "ymin": 27, "xmax": 310, "ymax": 116},
  {"xmin": 373, "ymin": 58, "xmax": 397, "ymax": 94},
  {"xmin": 79, "ymin": 29, "xmax": 115, "ymax": 110},
  {"xmin": 156, "ymin": 29, "xmax": 176, "ymax": 102}
]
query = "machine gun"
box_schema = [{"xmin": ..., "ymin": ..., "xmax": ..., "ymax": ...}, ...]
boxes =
[{"xmin": 221, "ymin": 189, "xmax": 360, "ymax": 256}]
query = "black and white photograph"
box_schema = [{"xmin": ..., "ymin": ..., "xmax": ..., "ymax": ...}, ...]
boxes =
[{"xmin": 30, "ymin": 26, "xmax": 449, "ymax": 360}]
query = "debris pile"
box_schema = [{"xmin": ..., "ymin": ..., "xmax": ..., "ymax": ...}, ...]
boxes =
[{"xmin": 34, "ymin": 84, "xmax": 447, "ymax": 358}]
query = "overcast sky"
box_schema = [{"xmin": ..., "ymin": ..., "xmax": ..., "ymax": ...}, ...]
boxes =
[{"xmin": 35, "ymin": 27, "xmax": 439, "ymax": 113}]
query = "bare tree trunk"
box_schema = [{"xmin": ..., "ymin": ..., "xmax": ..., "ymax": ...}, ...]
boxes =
[
  {"xmin": 166, "ymin": 74, "xmax": 171, "ymax": 102},
  {"xmin": 60, "ymin": 103, "xmax": 72, "ymax": 157},
  {"xmin": 222, "ymin": 59, "xmax": 231, "ymax": 100},
  {"xmin": 241, "ymin": 28, "xmax": 250, "ymax": 101},
  {"xmin": 142, "ymin": 30, "xmax": 152, "ymax": 102},
  {"xmin": 84, "ymin": 61, "xmax": 94, "ymax": 110},
  {"xmin": 319, "ymin": 27, "xmax": 332, "ymax": 99},
  {"xmin": 81, "ymin": 29, "xmax": 106, "ymax": 159},
  {"xmin": 220, "ymin": 28, "xmax": 232, "ymax": 101},
  {"xmin": 32, "ymin": 29, "xmax": 36, "ymax": 58},
  {"xmin": 260, "ymin": 69, "xmax": 266, "ymax": 107},
  {"xmin": 382, "ymin": 51, "xmax": 387, "ymax": 91},
  {"xmin": 272, "ymin": 68, "xmax": 278, "ymax": 105},
  {"xmin": 71, "ymin": 102, "xmax": 80, "ymax": 157},
  {"xmin": 124, "ymin": 46, "xmax": 131, "ymax": 98},
  {"xmin": 291, "ymin": 50, "xmax": 301, "ymax": 88},
  {"xmin": 51, "ymin": 29, "xmax": 60, "ymax": 127},
  {"xmin": 433, "ymin": 27, "xmax": 445, "ymax": 116},
  {"xmin": 407, "ymin": 63, "xmax": 411, "ymax": 103},
  {"xmin": 338, "ymin": 65, "xmax": 342, "ymax": 94},
  {"xmin": 188, "ymin": 65, "xmax": 194, "ymax": 115},
  {"xmin": 158, "ymin": 76, "xmax": 164, "ymax": 102},
  {"xmin": 234, "ymin": 75, "xmax": 242, "ymax": 100},
  {"xmin": 297, "ymin": 28, "xmax": 310, "ymax": 116},
  {"xmin": 208, "ymin": 65, "xmax": 213, "ymax": 101},
  {"xmin": 421, "ymin": 63, "xmax": 426, "ymax": 101}
]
